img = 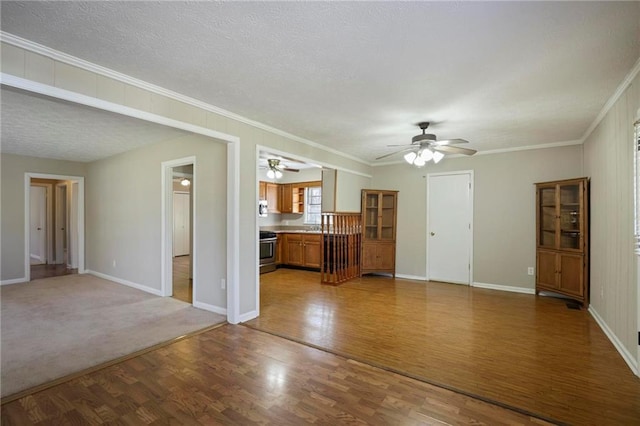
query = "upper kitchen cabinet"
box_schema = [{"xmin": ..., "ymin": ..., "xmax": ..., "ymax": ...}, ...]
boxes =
[
  {"xmin": 535, "ymin": 177, "xmax": 589, "ymax": 303},
  {"xmin": 259, "ymin": 181, "xmax": 266, "ymax": 200},
  {"xmin": 266, "ymin": 182, "xmax": 280, "ymax": 214},
  {"xmin": 280, "ymin": 184, "xmax": 305, "ymax": 214}
]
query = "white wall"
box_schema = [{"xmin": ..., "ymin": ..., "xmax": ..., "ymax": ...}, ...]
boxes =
[
  {"xmin": 0, "ymin": 154, "xmax": 87, "ymax": 281},
  {"xmin": 583, "ymin": 71, "xmax": 639, "ymax": 367},
  {"xmin": 372, "ymin": 145, "xmax": 584, "ymax": 288}
]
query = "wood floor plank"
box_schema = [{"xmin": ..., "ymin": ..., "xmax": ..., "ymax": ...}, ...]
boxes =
[
  {"xmin": 1, "ymin": 325, "xmax": 553, "ymax": 425},
  {"xmin": 247, "ymin": 268, "xmax": 640, "ymax": 424}
]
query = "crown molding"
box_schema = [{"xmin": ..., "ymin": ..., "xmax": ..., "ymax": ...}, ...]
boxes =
[
  {"xmin": 0, "ymin": 31, "xmax": 369, "ymax": 166},
  {"xmin": 581, "ymin": 55, "xmax": 640, "ymax": 142}
]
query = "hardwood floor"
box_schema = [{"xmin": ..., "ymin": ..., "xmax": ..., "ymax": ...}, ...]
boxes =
[
  {"xmin": 247, "ymin": 268, "xmax": 640, "ymax": 425},
  {"xmin": 1, "ymin": 325, "xmax": 551, "ymax": 425},
  {"xmin": 172, "ymin": 255, "xmax": 192, "ymax": 303},
  {"xmin": 30, "ymin": 263, "xmax": 77, "ymax": 280}
]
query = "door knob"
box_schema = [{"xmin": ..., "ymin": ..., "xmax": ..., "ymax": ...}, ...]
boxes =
[
  {"xmin": 430, "ymin": 232, "xmax": 435, "ymax": 236},
  {"xmin": 37, "ymin": 227, "xmax": 42, "ymax": 230}
]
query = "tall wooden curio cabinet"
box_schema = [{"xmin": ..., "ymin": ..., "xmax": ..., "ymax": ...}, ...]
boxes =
[
  {"xmin": 361, "ymin": 189, "xmax": 398, "ymax": 276},
  {"xmin": 535, "ymin": 178, "xmax": 589, "ymax": 304}
]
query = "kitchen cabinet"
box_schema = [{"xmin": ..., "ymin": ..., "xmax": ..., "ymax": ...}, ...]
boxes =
[
  {"xmin": 279, "ymin": 184, "xmax": 305, "ymax": 214},
  {"xmin": 535, "ymin": 178, "xmax": 589, "ymax": 303},
  {"xmin": 280, "ymin": 184, "xmax": 293, "ymax": 213},
  {"xmin": 275, "ymin": 234, "xmax": 283, "ymax": 265},
  {"xmin": 282, "ymin": 233, "xmax": 321, "ymax": 269},
  {"xmin": 259, "ymin": 181, "xmax": 266, "ymax": 200},
  {"xmin": 266, "ymin": 183, "xmax": 280, "ymax": 213},
  {"xmin": 361, "ymin": 189, "xmax": 398, "ymax": 276}
]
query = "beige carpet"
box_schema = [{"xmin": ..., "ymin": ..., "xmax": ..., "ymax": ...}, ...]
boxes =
[{"xmin": 0, "ymin": 274, "xmax": 225, "ymax": 398}]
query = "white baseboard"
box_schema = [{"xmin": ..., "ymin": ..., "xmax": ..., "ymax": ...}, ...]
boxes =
[
  {"xmin": 192, "ymin": 300, "xmax": 227, "ymax": 316},
  {"xmin": 238, "ymin": 310, "xmax": 259, "ymax": 323},
  {"xmin": 472, "ymin": 282, "xmax": 536, "ymax": 295},
  {"xmin": 588, "ymin": 306, "xmax": 638, "ymax": 376},
  {"xmin": 0, "ymin": 277, "xmax": 28, "ymax": 286},
  {"xmin": 86, "ymin": 270, "xmax": 162, "ymax": 296},
  {"xmin": 395, "ymin": 274, "xmax": 427, "ymax": 281}
]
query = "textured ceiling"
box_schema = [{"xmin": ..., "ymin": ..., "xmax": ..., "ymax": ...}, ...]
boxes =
[
  {"xmin": 1, "ymin": 88, "xmax": 190, "ymax": 162},
  {"xmin": 1, "ymin": 1, "xmax": 639, "ymax": 163}
]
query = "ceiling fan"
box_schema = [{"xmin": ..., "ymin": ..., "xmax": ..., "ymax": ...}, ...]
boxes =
[
  {"xmin": 262, "ymin": 158, "xmax": 299, "ymax": 179},
  {"xmin": 376, "ymin": 122, "xmax": 477, "ymax": 166}
]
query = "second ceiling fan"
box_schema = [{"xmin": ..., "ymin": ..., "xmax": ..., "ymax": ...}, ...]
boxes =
[{"xmin": 377, "ymin": 122, "xmax": 477, "ymax": 166}]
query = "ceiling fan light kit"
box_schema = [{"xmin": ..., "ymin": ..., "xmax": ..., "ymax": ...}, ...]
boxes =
[
  {"xmin": 378, "ymin": 121, "xmax": 477, "ymax": 166},
  {"xmin": 263, "ymin": 158, "xmax": 299, "ymax": 179},
  {"xmin": 266, "ymin": 169, "xmax": 283, "ymax": 179}
]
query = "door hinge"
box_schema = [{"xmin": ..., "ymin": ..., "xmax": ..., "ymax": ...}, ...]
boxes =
[{"xmin": 638, "ymin": 331, "xmax": 640, "ymax": 346}]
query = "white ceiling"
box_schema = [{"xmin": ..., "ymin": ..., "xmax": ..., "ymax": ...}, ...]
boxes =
[{"xmin": 1, "ymin": 1, "xmax": 639, "ymax": 164}]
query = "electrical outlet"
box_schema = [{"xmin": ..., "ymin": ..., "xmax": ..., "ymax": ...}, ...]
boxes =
[
  {"xmin": 221, "ymin": 278, "xmax": 226, "ymax": 290},
  {"xmin": 527, "ymin": 267, "xmax": 534, "ymax": 276}
]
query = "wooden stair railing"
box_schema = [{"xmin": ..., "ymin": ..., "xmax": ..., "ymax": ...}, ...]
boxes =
[{"xmin": 320, "ymin": 213, "xmax": 361, "ymax": 285}]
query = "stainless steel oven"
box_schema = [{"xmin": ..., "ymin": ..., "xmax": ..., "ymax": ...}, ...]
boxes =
[{"xmin": 259, "ymin": 231, "xmax": 277, "ymax": 274}]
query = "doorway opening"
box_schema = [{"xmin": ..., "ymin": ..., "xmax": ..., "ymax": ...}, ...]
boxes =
[
  {"xmin": 25, "ymin": 173, "xmax": 84, "ymax": 282},
  {"xmin": 171, "ymin": 165, "xmax": 194, "ymax": 303},
  {"xmin": 161, "ymin": 157, "xmax": 196, "ymax": 303}
]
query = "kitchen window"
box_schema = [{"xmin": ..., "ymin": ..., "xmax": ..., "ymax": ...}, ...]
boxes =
[{"xmin": 305, "ymin": 186, "xmax": 322, "ymax": 224}]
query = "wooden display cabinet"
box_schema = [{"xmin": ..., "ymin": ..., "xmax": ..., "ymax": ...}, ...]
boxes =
[
  {"xmin": 535, "ymin": 177, "xmax": 589, "ymax": 303},
  {"xmin": 360, "ymin": 189, "xmax": 398, "ymax": 276}
]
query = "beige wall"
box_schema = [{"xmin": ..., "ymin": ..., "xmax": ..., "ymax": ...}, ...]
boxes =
[
  {"xmin": 583, "ymin": 72, "xmax": 639, "ymax": 361},
  {"xmin": 335, "ymin": 170, "xmax": 371, "ymax": 213},
  {"xmin": 0, "ymin": 154, "xmax": 87, "ymax": 281},
  {"xmin": 372, "ymin": 145, "xmax": 584, "ymax": 287},
  {"xmin": 86, "ymin": 133, "xmax": 227, "ymax": 307}
]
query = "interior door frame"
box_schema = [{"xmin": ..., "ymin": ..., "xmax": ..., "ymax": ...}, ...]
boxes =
[
  {"xmin": 29, "ymin": 183, "xmax": 50, "ymax": 264},
  {"xmin": 425, "ymin": 170, "xmax": 474, "ymax": 284},
  {"xmin": 54, "ymin": 183, "xmax": 68, "ymax": 265},
  {"xmin": 161, "ymin": 157, "xmax": 196, "ymax": 301},
  {"xmin": 24, "ymin": 173, "xmax": 85, "ymax": 281}
]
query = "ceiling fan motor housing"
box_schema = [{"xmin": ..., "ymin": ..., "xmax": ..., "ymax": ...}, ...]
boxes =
[{"xmin": 412, "ymin": 133, "xmax": 437, "ymax": 144}]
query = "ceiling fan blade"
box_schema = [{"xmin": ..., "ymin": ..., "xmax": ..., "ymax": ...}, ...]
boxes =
[
  {"xmin": 433, "ymin": 145, "xmax": 477, "ymax": 156},
  {"xmin": 432, "ymin": 138, "xmax": 469, "ymax": 146},
  {"xmin": 386, "ymin": 143, "xmax": 417, "ymax": 147},
  {"xmin": 282, "ymin": 167, "xmax": 299, "ymax": 172},
  {"xmin": 376, "ymin": 147, "xmax": 415, "ymax": 160}
]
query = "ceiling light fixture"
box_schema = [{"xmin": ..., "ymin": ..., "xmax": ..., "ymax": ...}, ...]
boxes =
[
  {"xmin": 180, "ymin": 178, "xmax": 191, "ymax": 187},
  {"xmin": 266, "ymin": 169, "xmax": 283, "ymax": 179},
  {"xmin": 379, "ymin": 122, "xmax": 477, "ymax": 166}
]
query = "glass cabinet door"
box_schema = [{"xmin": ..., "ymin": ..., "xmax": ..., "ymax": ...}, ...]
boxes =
[
  {"xmin": 559, "ymin": 182, "xmax": 582, "ymax": 250},
  {"xmin": 364, "ymin": 193, "xmax": 379, "ymax": 239},
  {"xmin": 380, "ymin": 194, "xmax": 395, "ymax": 240},
  {"xmin": 539, "ymin": 186, "xmax": 557, "ymax": 248}
]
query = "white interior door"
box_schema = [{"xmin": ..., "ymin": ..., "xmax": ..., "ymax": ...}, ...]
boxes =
[
  {"xmin": 29, "ymin": 185, "xmax": 47, "ymax": 264},
  {"xmin": 173, "ymin": 192, "xmax": 190, "ymax": 256},
  {"xmin": 55, "ymin": 184, "xmax": 67, "ymax": 265},
  {"xmin": 427, "ymin": 172, "xmax": 473, "ymax": 285}
]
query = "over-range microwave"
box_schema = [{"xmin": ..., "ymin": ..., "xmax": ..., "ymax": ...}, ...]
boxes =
[{"xmin": 258, "ymin": 200, "xmax": 268, "ymax": 217}]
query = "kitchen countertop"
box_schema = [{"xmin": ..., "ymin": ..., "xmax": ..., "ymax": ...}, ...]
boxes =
[{"xmin": 260, "ymin": 228, "xmax": 360, "ymax": 235}]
